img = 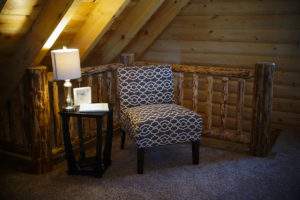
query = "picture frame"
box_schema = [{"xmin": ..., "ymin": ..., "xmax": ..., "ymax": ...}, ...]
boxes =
[{"xmin": 73, "ymin": 87, "xmax": 91, "ymax": 105}]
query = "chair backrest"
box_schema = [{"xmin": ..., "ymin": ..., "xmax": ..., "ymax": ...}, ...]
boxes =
[{"xmin": 117, "ymin": 65, "xmax": 174, "ymax": 111}]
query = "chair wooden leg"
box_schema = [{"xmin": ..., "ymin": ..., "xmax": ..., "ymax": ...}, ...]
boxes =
[
  {"xmin": 120, "ymin": 130, "xmax": 126, "ymax": 149},
  {"xmin": 137, "ymin": 148, "xmax": 144, "ymax": 174},
  {"xmin": 192, "ymin": 140, "xmax": 199, "ymax": 165}
]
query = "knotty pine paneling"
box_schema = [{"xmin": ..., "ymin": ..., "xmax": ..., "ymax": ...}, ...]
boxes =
[{"xmin": 141, "ymin": 0, "xmax": 300, "ymax": 130}]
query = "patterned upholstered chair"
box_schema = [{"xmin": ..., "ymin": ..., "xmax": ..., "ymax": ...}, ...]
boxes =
[{"xmin": 117, "ymin": 65, "xmax": 202, "ymax": 174}]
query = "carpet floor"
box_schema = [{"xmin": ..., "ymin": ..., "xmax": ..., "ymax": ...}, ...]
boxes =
[{"xmin": 0, "ymin": 130, "xmax": 299, "ymax": 200}]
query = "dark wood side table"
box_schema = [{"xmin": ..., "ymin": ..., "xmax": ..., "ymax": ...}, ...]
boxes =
[{"xmin": 59, "ymin": 104, "xmax": 113, "ymax": 177}]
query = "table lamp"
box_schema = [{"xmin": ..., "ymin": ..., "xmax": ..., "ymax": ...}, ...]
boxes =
[{"xmin": 51, "ymin": 47, "xmax": 81, "ymax": 111}]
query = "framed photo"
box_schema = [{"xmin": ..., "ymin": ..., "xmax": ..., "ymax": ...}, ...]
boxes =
[{"xmin": 73, "ymin": 87, "xmax": 91, "ymax": 105}]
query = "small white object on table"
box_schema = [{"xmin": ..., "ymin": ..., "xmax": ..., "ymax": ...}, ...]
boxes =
[{"xmin": 79, "ymin": 103, "xmax": 109, "ymax": 112}]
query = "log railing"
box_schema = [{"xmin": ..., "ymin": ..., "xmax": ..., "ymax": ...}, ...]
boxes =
[
  {"xmin": 0, "ymin": 58, "xmax": 275, "ymax": 173},
  {"xmin": 135, "ymin": 61, "xmax": 257, "ymax": 146}
]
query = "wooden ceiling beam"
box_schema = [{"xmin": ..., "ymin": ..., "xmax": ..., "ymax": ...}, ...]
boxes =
[
  {"xmin": 97, "ymin": 0, "xmax": 165, "ymax": 64},
  {"xmin": 32, "ymin": 0, "xmax": 81, "ymax": 65},
  {"xmin": 69, "ymin": 0, "xmax": 131, "ymax": 61},
  {"xmin": 0, "ymin": 0, "xmax": 78, "ymax": 107},
  {"xmin": 0, "ymin": 0, "xmax": 7, "ymax": 13},
  {"xmin": 124, "ymin": 0, "xmax": 190, "ymax": 59}
]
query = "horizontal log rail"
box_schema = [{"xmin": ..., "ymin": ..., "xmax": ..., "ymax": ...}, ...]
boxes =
[{"xmin": 135, "ymin": 61, "xmax": 254, "ymax": 79}]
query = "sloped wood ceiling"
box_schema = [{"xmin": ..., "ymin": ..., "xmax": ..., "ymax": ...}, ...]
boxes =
[
  {"xmin": 0, "ymin": 0, "xmax": 187, "ymax": 106},
  {"xmin": 0, "ymin": 0, "xmax": 80, "ymax": 106}
]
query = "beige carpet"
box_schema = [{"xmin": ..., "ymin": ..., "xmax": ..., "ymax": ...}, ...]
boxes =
[{"xmin": 0, "ymin": 130, "xmax": 299, "ymax": 200}]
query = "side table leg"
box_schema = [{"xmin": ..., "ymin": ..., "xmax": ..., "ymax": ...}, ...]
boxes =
[
  {"xmin": 104, "ymin": 107, "xmax": 113, "ymax": 168},
  {"xmin": 62, "ymin": 116, "xmax": 77, "ymax": 174},
  {"xmin": 95, "ymin": 117, "xmax": 103, "ymax": 177},
  {"xmin": 77, "ymin": 116, "xmax": 86, "ymax": 160}
]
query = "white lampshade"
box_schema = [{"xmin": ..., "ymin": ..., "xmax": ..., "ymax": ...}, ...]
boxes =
[{"xmin": 51, "ymin": 48, "xmax": 81, "ymax": 80}]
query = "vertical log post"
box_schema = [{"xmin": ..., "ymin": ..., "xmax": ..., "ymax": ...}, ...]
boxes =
[
  {"xmin": 205, "ymin": 76, "xmax": 213, "ymax": 131},
  {"xmin": 26, "ymin": 66, "xmax": 52, "ymax": 173},
  {"xmin": 236, "ymin": 79, "xmax": 245, "ymax": 135},
  {"xmin": 177, "ymin": 72, "xmax": 184, "ymax": 106},
  {"xmin": 120, "ymin": 53, "xmax": 135, "ymax": 67},
  {"xmin": 87, "ymin": 75, "xmax": 95, "ymax": 137},
  {"xmin": 107, "ymin": 72, "xmax": 112, "ymax": 103},
  {"xmin": 192, "ymin": 73, "xmax": 198, "ymax": 112},
  {"xmin": 111, "ymin": 70, "xmax": 119, "ymax": 123},
  {"xmin": 115, "ymin": 70, "xmax": 120, "ymax": 125},
  {"xmin": 52, "ymin": 81, "xmax": 62, "ymax": 147},
  {"xmin": 220, "ymin": 77, "xmax": 229, "ymax": 132},
  {"xmin": 251, "ymin": 62, "xmax": 275, "ymax": 156},
  {"xmin": 97, "ymin": 73, "xmax": 104, "ymax": 102}
]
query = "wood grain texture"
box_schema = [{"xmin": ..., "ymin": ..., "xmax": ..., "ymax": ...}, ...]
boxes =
[
  {"xmin": 0, "ymin": 0, "xmax": 76, "ymax": 107},
  {"xmin": 159, "ymin": 28, "xmax": 300, "ymax": 44},
  {"xmin": 141, "ymin": 51, "xmax": 300, "ymax": 73},
  {"xmin": 120, "ymin": 53, "xmax": 135, "ymax": 67},
  {"xmin": 220, "ymin": 77, "xmax": 228, "ymax": 132},
  {"xmin": 52, "ymin": 81, "xmax": 62, "ymax": 147},
  {"xmin": 205, "ymin": 76, "xmax": 213, "ymax": 130},
  {"xmin": 170, "ymin": 15, "xmax": 300, "ymax": 29},
  {"xmin": 106, "ymin": 72, "xmax": 112, "ymax": 103},
  {"xmin": 192, "ymin": 73, "xmax": 198, "ymax": 112},
  {"xmin": 26, "ymin": 66, "xmax": 52, "ymax": 173},
  {"xmin": 236, "ymin": 79, "xmax": 245, "ymax": 135},
  {"xmin": 140, "ymin": 0, "xmax": 300, "ymax": 130},
  {"xmin": 177, "ymin": 72, "xmax": 184, "ymax": 106},
  {"xmin": 87, "ymin": 75, "xmax": 96, "ymax": 136},
  {"xmin": 32, "ymin": 0, "xmax": 81, "ymax": 65},
  {"xmin": 96, "ymin": 0, "xmax": 165, "ymax": 64},
  {"xmin": 251, "ymin": 62, "xmax": 275, "ymax": 156},
  {"xmin": 179, "ymin": 0, "xmax": 300, "ymax": 16},
  {"xmin": 149, "ymin": 40, "xmax": 300, "ymax": 58},
  {"xmin": 136, "ymin": 61, "xmax": 253, "ymax": 78},
  {"xmin": 97, "ymin": 73, "xmax": 104, "ymax": 102},
  {"xmin": 124, "ymin": 0, "xmax": 190, "ymax": 58},
  {"xmin": 0, "ymin": 0, "xmax": 7, "ymax": 12},
  {"xmin": 70, "ymin": 0, "xmax": 131, "ymax": 61}
]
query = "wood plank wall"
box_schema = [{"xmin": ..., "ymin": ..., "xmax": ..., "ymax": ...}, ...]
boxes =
[
  {"xmin": 0, "ymin": 0, "xmax": 47, "ymax": 67},
  {"xmin": 141, "ymin": 0, "xmax": 300, "ymax": 131}
]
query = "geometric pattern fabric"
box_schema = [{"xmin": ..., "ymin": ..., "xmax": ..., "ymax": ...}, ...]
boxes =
[
  {"xmin": 117, "ymin": 65, "xmax": 175, "ymax": 111},
  {"xmin": 117, "ymin": 65, "xmax": 202, "ymax": 148},
  {"xmin": 121, "ymin": 104, "xmax": 202, "ymax": 148}
]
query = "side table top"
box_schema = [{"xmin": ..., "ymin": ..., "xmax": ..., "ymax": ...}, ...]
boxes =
[{"xmin": 59, "ymin": 103, "xmax": 113, "ymax": 117}]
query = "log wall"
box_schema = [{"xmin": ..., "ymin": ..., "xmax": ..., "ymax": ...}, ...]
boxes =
[{"xmin": 140, "ymin": 0, "xmax": 300, "ymax": 130}]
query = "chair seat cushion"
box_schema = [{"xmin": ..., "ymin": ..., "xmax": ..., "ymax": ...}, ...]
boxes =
[{"xmin": 121, "ymin": 104, "xmax": 202, "ymax": 148}]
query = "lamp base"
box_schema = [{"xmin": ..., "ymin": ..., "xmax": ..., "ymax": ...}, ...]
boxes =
[
  {"xmin": 62, "ymin": 105, "xmax": 76, "ymax": 112},
  {"xmin": 63, "ymin": 79, "xmax": 75, "ymax": 112}
]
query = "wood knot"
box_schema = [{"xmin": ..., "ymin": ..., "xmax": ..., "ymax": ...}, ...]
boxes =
[
  {"xmin": 211, "ymin": 15, "xmax": 218, "ymax": 19},
  {"xmin": 209, "ymin": 30, "xmax": 214, "ymax": 34}
]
